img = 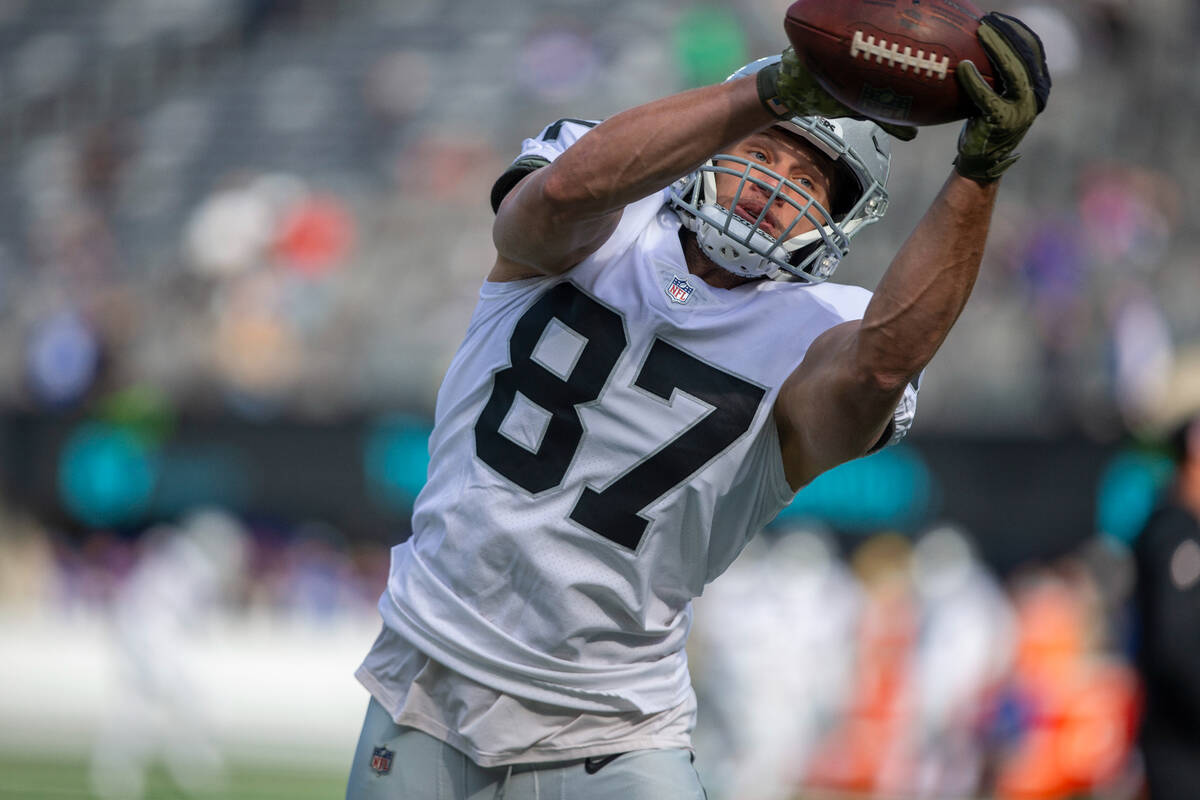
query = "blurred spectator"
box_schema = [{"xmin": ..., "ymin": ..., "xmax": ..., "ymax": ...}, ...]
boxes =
[
  {"xmin": 799, "ymin": 529, "xmax": 1018, "ymax": 799},
  {"xmin": 804, "ymin": 534, "xmax": 920, "ymax": 797},
  {"xmin": 1134, "ymin": 415, "xmax": 1200, "ymax": 799},
  {"xmin": 992, "ymin": 567, "xmax": 1139, "ymax": 799}
]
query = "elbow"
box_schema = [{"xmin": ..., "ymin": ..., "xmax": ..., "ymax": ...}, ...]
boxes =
[
  {"xmin": 855, "ymin": 362, "xmax": 916, "ymax": 400},
  {"xmin": 539, "ymin": 167, "xmax": 576, "ymax": 208},
  {"xmin": 875, "ymin": 367, "xmax": 918, "ymax": 395},
  {"xmin": 495, "ymin": 165, "xmax": 578, "ymax": 226},
  {"xmin": 852, "ymin": 335, "xmax": 926, "ymax": 397}
]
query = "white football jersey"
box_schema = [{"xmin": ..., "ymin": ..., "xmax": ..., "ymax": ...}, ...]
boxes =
[{"xmin": 368, "ymin": 119, "xmax": 918, "ymax": 717}]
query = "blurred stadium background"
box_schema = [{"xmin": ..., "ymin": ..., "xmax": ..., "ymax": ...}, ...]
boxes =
[{"xmin": 0, "ymin": 0, "xmax": 1196, "ymax": 797}]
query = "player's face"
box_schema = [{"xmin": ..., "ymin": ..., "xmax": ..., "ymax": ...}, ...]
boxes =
[{"xmin": 714, "ymin": 128, "xmax": 838, "ymax": 240}]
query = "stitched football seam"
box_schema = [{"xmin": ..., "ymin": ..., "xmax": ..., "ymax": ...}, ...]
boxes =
[{"xmin": 849, "ymin": 30, "xmax": 950, "ymax": 79}]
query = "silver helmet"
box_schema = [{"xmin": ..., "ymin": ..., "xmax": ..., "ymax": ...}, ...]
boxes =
[{"xmin": 668, "ymin": 56, "xmax": 892, "ymax": 283}]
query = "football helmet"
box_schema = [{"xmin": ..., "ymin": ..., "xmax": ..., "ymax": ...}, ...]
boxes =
[{"xmin": 668, "ymin": 56, "xmax": 892, "ymax": 283}]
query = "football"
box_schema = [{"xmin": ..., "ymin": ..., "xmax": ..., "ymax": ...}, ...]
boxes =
[{"xmin": 784, "ymin": 0, "xmax": 996, "ymax": 126}]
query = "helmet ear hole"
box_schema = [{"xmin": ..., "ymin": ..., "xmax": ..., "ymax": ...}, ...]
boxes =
[{"xmin": 829, "ymin": 163, "xmax": 857, "ymax": 221}]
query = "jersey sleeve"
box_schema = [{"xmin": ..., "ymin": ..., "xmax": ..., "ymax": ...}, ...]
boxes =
[
  {"xmin": 870, "ymin": 372, "xmax": 920, "ymax": 452},
  {"xmin": 489, "ymin": 118, "xmax": 601, "ymax": 213},
  {"xmin": 888, "ymin": 374, "xmax": 920, "ymax": 445}
]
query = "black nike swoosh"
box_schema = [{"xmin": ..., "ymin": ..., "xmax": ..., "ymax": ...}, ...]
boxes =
[{"xmin": 584, "ymin": 753, "xmax": 624, "ymax": 774}]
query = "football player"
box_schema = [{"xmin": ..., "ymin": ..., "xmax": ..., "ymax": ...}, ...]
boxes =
[{"xmin": 347, "ymin": 13, "xmax": 1049, "ymax": 800}]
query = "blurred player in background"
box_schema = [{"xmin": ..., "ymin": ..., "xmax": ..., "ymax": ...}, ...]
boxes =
[
  {"xmin": 1135, "ymin": 415, "xmax": 1200, "ymax": 799},
  {"xmin": 89, "ymin": 510, "xmax": 248, "ymax": 800},
  {"xmin": 689, "ymin": 526, "xmax": 861, "ymax": 800},
  {"xmin": 347, "ymin": 13, "xmax": 1049, "ymax": 800}
]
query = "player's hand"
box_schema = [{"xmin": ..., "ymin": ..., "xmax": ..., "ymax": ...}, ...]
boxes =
[
  {"xmin": 762, "ymin": 49, "xmax": 919, "ymax": 142},
  {"xmin": 954, "ymin": 12, "xmax": 1051, "ymax": 182}
]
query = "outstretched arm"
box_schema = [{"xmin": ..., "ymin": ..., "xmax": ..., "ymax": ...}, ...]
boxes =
[
  {"xmin": 775, "ymin": 173, "xmax": 997, "ymax": 487},
  {"xmin": 774, "ymin": 13, "xmax": 1051, "ymax": 488},
  {"xmin": 489, "ymin": 77, "xmax": 775, "ymax": 281}
]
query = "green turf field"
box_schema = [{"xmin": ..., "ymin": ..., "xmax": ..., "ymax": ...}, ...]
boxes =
[{"xmin": 0, "ymin": 756, "xmax": 347, "ymax": 799}]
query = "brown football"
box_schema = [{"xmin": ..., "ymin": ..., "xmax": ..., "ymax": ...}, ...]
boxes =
[{"xmin": 784, "ymin": 0, "xmax": 996, "ymax": 126}]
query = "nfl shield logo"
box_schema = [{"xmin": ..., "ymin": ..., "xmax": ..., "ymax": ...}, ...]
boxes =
[
  {"xmin": 666, "ymin": 276, "xmax": 693, "ymax": 304},
  {"xmin": 371, "ymin": 745, "xmax": 394, "ymax": 775}
]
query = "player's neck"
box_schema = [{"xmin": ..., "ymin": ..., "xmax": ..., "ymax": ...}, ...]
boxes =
[{"xmin": 679, "ymin": 230, "xmax": 757, "ymax": 290}]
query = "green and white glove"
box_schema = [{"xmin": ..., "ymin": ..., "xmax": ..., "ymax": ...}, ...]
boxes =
[
  {"xmin": 954, "ymin": 12, "xmax": 1052, "ymax": 183},
  {"xmin": 757, "ymin": 49, "xmax": 919, "ymax": 142}
]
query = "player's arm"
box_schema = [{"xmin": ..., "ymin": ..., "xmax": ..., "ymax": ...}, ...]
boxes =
[
  {"xmin": 489, "ymin": 78, "xmax": 775, "ymax": 281},
  {"xmin": 489, "ymin": 55, "xmax": 916, "ymax": 282},
  {"xmin": 775, "ymin": 175, "xmax": 997, "ymax": 487},
  {"xmin": 774, "ymin": 13, "xmax": 1051, "ymax": 488}
]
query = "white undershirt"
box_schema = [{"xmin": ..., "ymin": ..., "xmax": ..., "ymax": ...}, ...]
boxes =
[{"xmin": 356, "ymin": 626, "xmax": 696, "ymax": 767}]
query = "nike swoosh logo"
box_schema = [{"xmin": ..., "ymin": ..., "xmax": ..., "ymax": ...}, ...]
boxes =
[{"xmin": 584, "ymin": 753, "xmax": 624, "ymax": 774}]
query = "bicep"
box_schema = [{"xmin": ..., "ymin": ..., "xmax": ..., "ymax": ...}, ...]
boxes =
[
  {"xmin": 773, "ymin": 320, "xmax": 906, "ymax": 489},
  {"xmin": 489, "ymin": 164, "xmax": 622, "ymax": 282}
]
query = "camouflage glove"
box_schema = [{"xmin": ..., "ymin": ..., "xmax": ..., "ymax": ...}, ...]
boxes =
[
  {"xmin": 954, "ymin": 12, "xmax": 1051, "ymax": 183},
  {"xmin": 757, "ymin": 48, "xmax": 919, "ymax": 142}
]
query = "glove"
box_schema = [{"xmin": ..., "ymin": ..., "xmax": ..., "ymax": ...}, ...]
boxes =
[
  {"xmin": 758, "ymin": 49, "xmax": 919, "ymax": 142},
  {"xmin": 954, "ymin": 12, "xmax": 1052, "ymax": 182}
]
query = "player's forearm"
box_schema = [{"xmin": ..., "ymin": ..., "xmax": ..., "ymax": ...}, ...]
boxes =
[
  {"xmin": 540, "ymin": 77, "xmax": 774, "ymax": 217},
  {"xmin": 854, "ymin": 171, "xmax": 999, "ymax": 388}
]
